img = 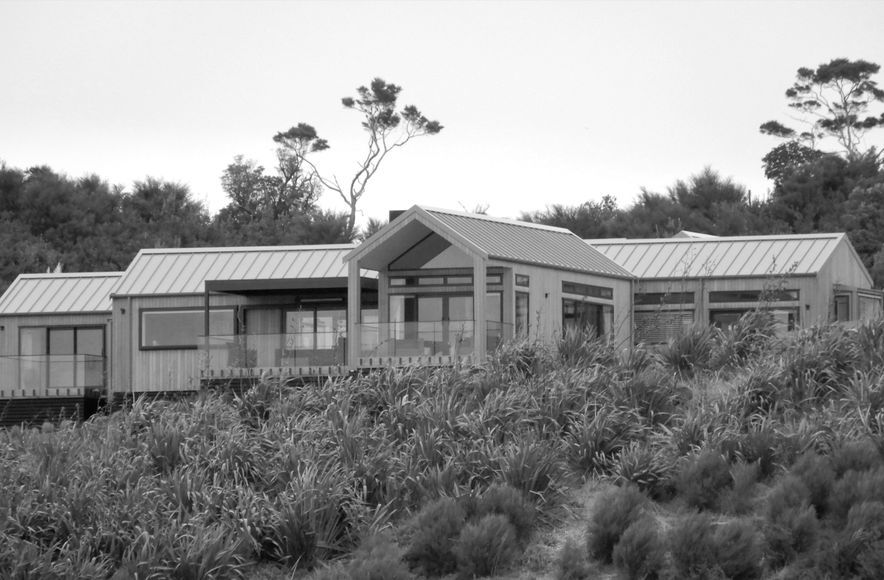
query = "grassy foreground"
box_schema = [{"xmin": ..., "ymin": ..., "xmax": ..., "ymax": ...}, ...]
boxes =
[{"xmin": 3, "ymin": 314, "xmax": 884, "ymax": 579}]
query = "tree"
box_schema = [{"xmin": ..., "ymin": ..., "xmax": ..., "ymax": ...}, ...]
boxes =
[
  {"xmin": 761, "ymin": 141, "xmax": 824, "ymax": 184},
  {"xmin": 521, "ymin": 196, "xmax": 621, "ymax": 238},
  {"xmin": 760, "ymin": 58, "xmax": 884, "ymax": 159},
  {"xmin": 122, "ymin": 178, "xmax": 212, "ymax": 249},
  {"xmin": 274, "ymin": 78, "xmax": 443, "ymax": 239}
]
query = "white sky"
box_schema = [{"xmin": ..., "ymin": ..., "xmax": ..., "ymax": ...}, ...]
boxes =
[{"xmin": 1, "ymin": 1, "xmax": 883, "ymax": 226}]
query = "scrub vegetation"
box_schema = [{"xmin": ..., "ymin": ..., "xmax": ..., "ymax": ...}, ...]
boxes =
[{"xmin": 4, "ymin": 314, "xmax": 884, "ymax": 578}]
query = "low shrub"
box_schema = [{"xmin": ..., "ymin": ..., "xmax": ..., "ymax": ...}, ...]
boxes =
[
  {"xmin": 764, "ymin": 474, "xmax": 812, "ymax": 522},
  {"xmin": 343, "ymin": 532, "xmax": 413, "ymax": 580},
  {"xmin": 828, "ymin": 466, "xmax": 884, "ymax": 525},
  {"xmin": 453, "ymin": 514, "xmax": 520, "ymax": 578},
  {"xmin": 555, "ymin": 538, "xmax": 591, "ymax": 580},
  {"xmin": 611, "ymin": 516, "xmax": 664, "ymax": 580},
  {"xmin": 720, "ymin": 461, "xmax": 761, "ymax": 515},
  {"xmin": 472, "ymin": 484, "xmax": 536, "ymax": 546},
  {"xmin": 585, "ymin": 485, "xmax": 648, "ymax": 564},
  {"xmin": 830, "ymin": 439, "xmax": 882, "ymax": 477},
  {"xmin": 764, "ymin": 504, "xmax": 820, "ymax": 568},
  {"xmin": 403, "ymin": 497, "xmax": 466, "ymax": 577},
  {"xmin": 666, "ymin": 512, "xmax": 720, "ymax": 578},
  {"xmin": 788, "ymin": 451, "xmax": 835, "ymax": 516},
  {"xmin": 674, "ymin": 449, "xmax": 732, "ymax": 511},
  {"xmin": 713, "ymin": 519, "xmax": 763, "ymax": 580}
]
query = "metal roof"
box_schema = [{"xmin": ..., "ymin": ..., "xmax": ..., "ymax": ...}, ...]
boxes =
[
  {"xmin": 113, "ymin": 244, "xmax": 376, "ymax": 296},
  {"xmin": 349, "ymin": 206, "xmax": 632, "ymax": 278},
  {"xmin": 588, "ymin": 233, "xmax": 848, "ymax": 279},
  {"xmin": 0, "ymin": 272, "xmax": 122, "ymax": 315}
]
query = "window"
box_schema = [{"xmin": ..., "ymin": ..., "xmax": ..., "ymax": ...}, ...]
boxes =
[
  {"xmin": 388, "ymin": 273, "xmax": 502, "ymax": 288},
  {"xmin": 562, "ymin": 281, "xmax": 614, "ymax": 300},
  {"xmin": 389, "ymin": 292, "xmax": 502, "ymax": 354},
  {"xmin": 709, "ymin": 289, "xmax": 799, "ymax": 303},
  {"xmin": 516, "ymin": 292, "xmax": 530, "ymax": 336},
  {"xmin": 562, "ymin": 298, "xmax": 613, "ymax": 338},
  {"xmin": 634, "ymin": 310, "xmax": 694, "ymax": 344},
  {"xmin": 140, "ymin": 309, "xmax": 234, "ymax": 350},
  {"xmin": 710, "ymin": 308, "xmax": 798, "ymax": 333},
  {"xmin": 19, "ymin": 326, "xmax": 105, "ymax": 390},
  {"xmin": 515, "ymin": 274, "xmax": 530, "ymax": 287},
  {"xmin": 634, "ymin": 292, "xmax": 695, "ymax": 306},
  {"xmin": 834, "ymin": 294, "xmax": 851, "ymax": 322}
]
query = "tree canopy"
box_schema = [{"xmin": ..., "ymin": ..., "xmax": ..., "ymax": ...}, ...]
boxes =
[{"xmin": 274, "ymin": 78, "xmax": 443, "ymax": 239}]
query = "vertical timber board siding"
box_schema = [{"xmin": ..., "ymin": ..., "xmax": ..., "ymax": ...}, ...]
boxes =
[
  {"xmin": 500, "ymin": 262, "xmax": 631, "ymax": 346},
  {"xmin": 126, "ymin": 294, "xmax": 244, "ymax": 393}
]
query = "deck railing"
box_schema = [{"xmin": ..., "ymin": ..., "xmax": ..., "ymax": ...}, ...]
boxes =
[{"xmin": 0, "ymin": 354, "xmax": 105, "ymax": 398}]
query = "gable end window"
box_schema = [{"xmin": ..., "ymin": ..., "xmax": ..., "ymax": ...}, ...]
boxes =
[{"xmin": 562, "ymin": 281, "xmax": 613, "ymax": 300}]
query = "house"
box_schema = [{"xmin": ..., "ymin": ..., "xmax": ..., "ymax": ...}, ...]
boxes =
[
  {"xmin": 108, "ymin": 244, "xmax": 377, "ymax": 400},
  {"xmin": 588, "ymin": 233, "xmax": 883, "ymax": 344},
  {"xmin": 0, "ymin": 272, "xmax": 121, "ymax": 424},
  {"xmin": 2, "ymin": 206, "xmax": 882, "ymax": 425},
  {"xmin": 344, "ymin": 206, "xmax": 635, "ymax": 366}
]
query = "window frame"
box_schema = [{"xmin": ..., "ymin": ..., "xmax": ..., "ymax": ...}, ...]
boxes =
[{"xmin": 139, "ymin": 307, "xmax": 235, "ymax": 351}]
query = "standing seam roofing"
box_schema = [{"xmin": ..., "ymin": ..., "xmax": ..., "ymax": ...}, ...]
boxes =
[
  {"xmin": 589, "ymin": 235, "xmax": 845, "ymax": 278},
  {"xmin": 0, "ymin": 273, "xmax": 122, "ymax": 315},
  {"xmin": 113, "ymin": 245, "xmax": 372, "ymax": 296},
  {"xmin": 425, "ymin": 208, "xmax": 633, "ymax": 277}
]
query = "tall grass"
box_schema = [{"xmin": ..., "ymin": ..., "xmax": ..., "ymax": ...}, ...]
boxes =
[{"xmin": 3, "ymin": 319, "xmax": 884, "ymax": 576}]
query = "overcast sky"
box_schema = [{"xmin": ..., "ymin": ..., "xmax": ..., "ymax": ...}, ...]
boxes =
[{"xmin": 2, "ymin": 1, "xmax": 883, "ymax": 226}]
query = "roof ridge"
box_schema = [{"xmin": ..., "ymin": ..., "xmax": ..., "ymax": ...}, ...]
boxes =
[
  {"xmin": 17, "ymin": 272, "xmax": 123, "ymax": 279},
  {"xmin": 420, "ymin": 206, "xmax": 575, "ymax": 234},
  {"xmin": 137, "ymin": 243, "xmax": 357, "ymax": 255},
  {"xmin": 588, "ymin": 233, "xmax": 845, "ymax": 245}
]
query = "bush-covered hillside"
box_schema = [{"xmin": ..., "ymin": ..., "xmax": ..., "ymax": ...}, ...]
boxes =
[{"xmin": 3, "ymin": 314, "xmax": 884, "ymax": 579}]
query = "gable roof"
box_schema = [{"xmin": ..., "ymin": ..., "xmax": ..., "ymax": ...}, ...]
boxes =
[
  {"xmin": 348, "ymin": 206, "xmax": 633, "ymax": 278},
  {"xmin": 0, "ymin": 272, "xmax": 122, "ymax": 315},
  {"xmin": 588, "ymin": 233, "xmax": 855, "ymax": 280},
  {"xmin": 113, "ymin": 245, "xmax": 375, "ymax": 297}
]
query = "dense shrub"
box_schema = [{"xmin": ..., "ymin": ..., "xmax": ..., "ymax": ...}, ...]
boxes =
[
  {"xmin": 720, "ymin": 461, "xmax": 761, "ymax": 515},
  {"xmin": 343, "ymin": 532, "xmax": 414, "ymax": 580},
  {"xmin": 666, "ymin": 512, "xmax": 720, "ymax": 578},
  {"xmin": 564, "ymin": 404, "xmax": 642, "ymax": 476},
  {"xmin": 830, "ymin": 439, "xmax": 882, "ymax": 477},
  {"xmin": 674, "ymin": 449, "xmax": 732, "ymax": 511},
  {"xmin": 713, "ymin": 519, "xmax": 763, "ymax": 580},
  {"xmin": 789, "ymin": 451, "xmax": 835, "ymax": 516},
  {"xmin": 403, "ymin": 497, "xmax": 466, "ymax": 577},
  {"xmin": 452, "ymin": 514, "xmax": 520, "ymax": 578},
  {"xmin": 611, "ymin": 516, "xmax": 664, "ymax": 580},
  {"xmin": 585, "ymin": 485, "xmax": 648, "ymax": 564},
  {"xmin": 828, "ymin": 466, "xmax": 884, "ymax": 524},
  {"xmin": 555, "ymin": 538, "xmax": 591, "ymax": 580},
  {"xmin": 471, "ymin": 484, "xmax": 536, "ymax": 546},
  {"xmin": 764, "ymin": 504, "xmax": 820, "ymax": 568}
]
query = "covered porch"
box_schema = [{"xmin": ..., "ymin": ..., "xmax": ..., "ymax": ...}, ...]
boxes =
[{"xmin": 345, "ymin": 208, "xmax": 520, "ymax": 368}]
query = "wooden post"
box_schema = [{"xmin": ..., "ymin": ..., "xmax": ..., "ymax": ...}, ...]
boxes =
[
  {"xmin": 473, "ymin": 255, "xmax": 487, "ymax": 362},
  {"xmin": 347, "ymin": 259, "xmax": 361, "ymax": 369}
]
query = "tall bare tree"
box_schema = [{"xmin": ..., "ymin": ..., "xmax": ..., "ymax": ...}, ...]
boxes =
[{"xmin": 274, "ymin": 78, "xmax": 443, "ymax": 239}]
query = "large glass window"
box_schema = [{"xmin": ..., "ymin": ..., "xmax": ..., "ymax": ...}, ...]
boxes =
[
  {"xmin": 389, "ymin": 292, "xmax": 501, "ymax": 355},
  {"xmin": 19, "ymin": 326, "xmax": 105, "ymax": 390},
  {"xmin": 710, "ymin": 308, "xmax": 798, "ymax": 333},
  {"xmin": 284, "ymin": 308, "xmax": 347, "ymax": 364},
  {"xmin": 562, "ymin": 299, "xmax": 613, "ymax": 338},
  {"xmin": 141, "ymin": 309, "xmax": 234, "ymax": 350}
]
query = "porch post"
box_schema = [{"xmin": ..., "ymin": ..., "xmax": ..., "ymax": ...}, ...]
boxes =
[
  {"xmin": 203, "ymin": 286, "xmax": 210, "ymax": 380},
  {"xmin": 347, "ymin": 259, "xmax": 361, "ymax": 368},
  {"xmin": 473, "ymin": 255, "xmax": 487, "ymax": 362}
]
